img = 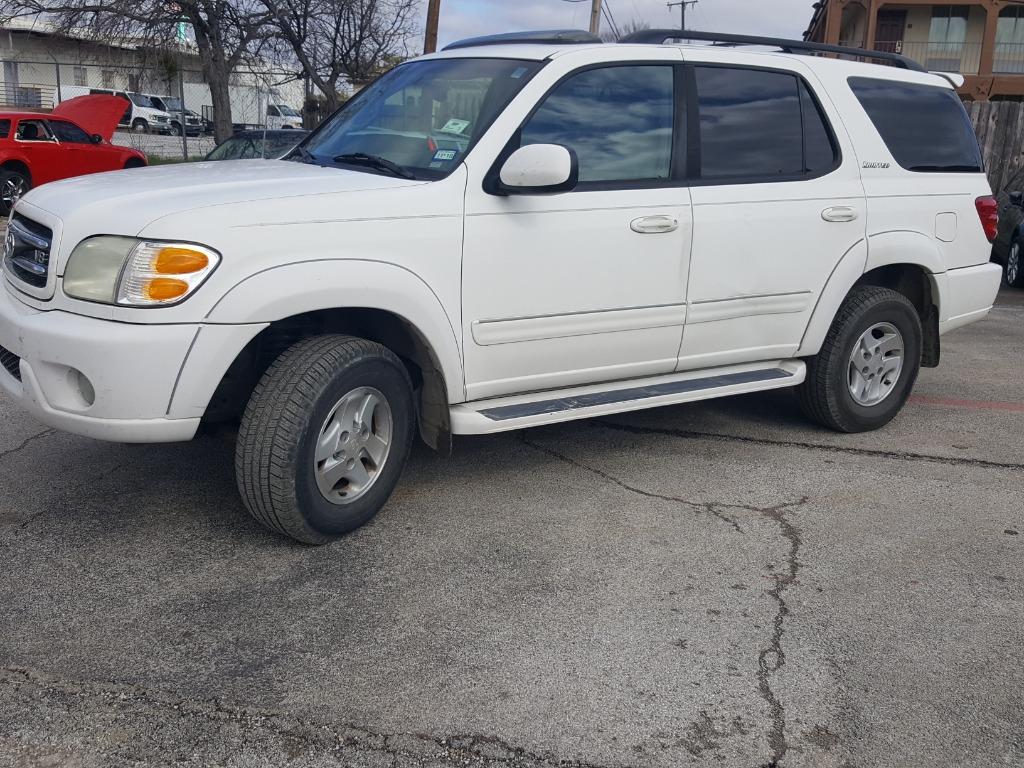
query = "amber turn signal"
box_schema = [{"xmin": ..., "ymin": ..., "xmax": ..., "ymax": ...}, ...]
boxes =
[
  {"xmin": 144, "ymin": 278, "xmax": 189, "ymax": 301},
  {"xmin": 154, "ymin": 247, "xmax": 210, "ymax": 275}
]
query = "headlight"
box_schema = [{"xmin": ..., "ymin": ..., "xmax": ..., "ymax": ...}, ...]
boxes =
[{"xmin": 63, "ymin": 237, "xmax": 220, "ymax": 307}]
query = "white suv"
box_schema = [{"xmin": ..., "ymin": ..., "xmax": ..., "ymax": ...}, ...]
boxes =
[{"xmin": 0, "ymin": 30, "xmax": 1002, "ymax": 543}]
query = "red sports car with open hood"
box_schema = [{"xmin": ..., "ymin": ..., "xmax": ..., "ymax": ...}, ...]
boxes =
[{"xmin": 0, "ymin": 94, "xmax": 147, "ymax": 215}]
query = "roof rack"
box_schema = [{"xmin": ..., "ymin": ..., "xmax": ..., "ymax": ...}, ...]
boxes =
[
  {"xmin": 619, "ymin": 29, "xmax": 926, "ymax": 72},
  {"xmin": 444, "ymin": 29, "xmax": 602, "ymax": 51}
]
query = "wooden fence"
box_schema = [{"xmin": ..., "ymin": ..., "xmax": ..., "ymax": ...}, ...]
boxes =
[{"xmin": 967, "ymin": 100, "xmax": 1024, "ymax": 197}]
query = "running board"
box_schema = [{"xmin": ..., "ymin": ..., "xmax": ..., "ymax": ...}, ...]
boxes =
[{"xmin": 450, "ymin": 360, "xmax": 806, "ymax": 435}]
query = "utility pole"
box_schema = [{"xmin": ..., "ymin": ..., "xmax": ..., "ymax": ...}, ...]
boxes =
[
  {"xmin": 424, "ymin": 0, "xmax": 442, "ymax": 54},
  {"xmin": 589, "ymin": 0, "xmax": 602, "ymax": 35},
  {"xmin": 668, "ymin": 0, "xmax": 699, "ymax": 30}
]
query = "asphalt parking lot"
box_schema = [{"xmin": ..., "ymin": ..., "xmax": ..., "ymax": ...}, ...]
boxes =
[{"xmin": 1, "ymin": 290, "xmax": 1022, "ymax": 768}]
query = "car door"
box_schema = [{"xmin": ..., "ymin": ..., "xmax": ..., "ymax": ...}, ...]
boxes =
[
  {"xmin": 677, "ymin": 61, "xmax": 866, "ymax": 370},
  {"xmin": 12, "ymin": 118, "xmax": 62, "ymax": 185},
  {"xmin": 462, "ymin": 61, "xmax": 692, "ymax": 401},
  {"xmin": 47, "ymin": 119, "xmax": 111, "ymax": 176}
]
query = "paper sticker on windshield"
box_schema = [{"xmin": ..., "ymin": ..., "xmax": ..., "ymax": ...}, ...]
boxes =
[
  {"xmin": 511, "ymin": 67, "xmax": 529, "ymax": 79},
  {"xmin": 441, "ymin": 118, "xmax": 470, "ymax": 134},
  {"xmin": 433, "ymin": 149, "xmax": 458, "ymax": 162}
]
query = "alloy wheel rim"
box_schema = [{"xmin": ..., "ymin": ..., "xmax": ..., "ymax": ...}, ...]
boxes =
[
  {"xmin": 1010, "ymin": 243, "xmax": 1021, "ymax": 284},
  {"xmin": 313, "ymin": 386, "xmax": 393, "ymax": 506},
  {"xmin": 847, "ymin": 322, "xmax": 904, "ymax": 407},
  {"xmin": 2, "ymin": 175, "xmax": 25, "ymax": 208}
]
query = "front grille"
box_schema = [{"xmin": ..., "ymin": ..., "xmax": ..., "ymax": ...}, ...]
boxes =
[
  {"xmin": 0, "ymin": 344, "xmax": 21, "ymax": 381},
  {"xmin": 3, "ymin": 213, "xmax": 52, "ymax": 289}
]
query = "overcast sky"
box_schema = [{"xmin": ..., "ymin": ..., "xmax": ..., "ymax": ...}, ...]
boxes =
[{"xmin": 427, "ymin": 0, "xmax": 815, "ymax": 49}]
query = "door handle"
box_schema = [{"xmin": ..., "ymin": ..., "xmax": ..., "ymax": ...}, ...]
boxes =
[
  {"xmin": 822, "ymin": 206, "xmax": 859, "ymax": 223},
  {"xmin": 631, "ymin": 215, "xmax": 679, "ymax": 234}
]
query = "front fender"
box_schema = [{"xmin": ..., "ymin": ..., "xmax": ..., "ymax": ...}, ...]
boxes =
[{"xmin": 204, "ymin": 258, "xmax": 465, "ymax": 402}]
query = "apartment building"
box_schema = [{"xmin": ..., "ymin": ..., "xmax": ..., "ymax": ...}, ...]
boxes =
[{"xmin": 805, "ymin": 0, "xmax": 1024, "ymax": 99}]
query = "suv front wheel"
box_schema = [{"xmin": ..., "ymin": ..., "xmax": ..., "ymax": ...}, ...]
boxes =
[
  {"xmin": 236, "ymin": 335, "xmax": 415, "ymax": 544},
  {"xmin": 798, "ymin": 286, "xmax": 922, "ymax": 433}
]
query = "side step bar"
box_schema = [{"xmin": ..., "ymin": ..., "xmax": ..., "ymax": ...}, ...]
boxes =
[{"xmin": 450, "ymin": 360, "xmax": 806, "ymax": 435}]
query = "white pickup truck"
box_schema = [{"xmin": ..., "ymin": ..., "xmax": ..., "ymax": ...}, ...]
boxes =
[{"xmin": 0, "ymin": 30, "xmax": 1002, "ymax": 543}]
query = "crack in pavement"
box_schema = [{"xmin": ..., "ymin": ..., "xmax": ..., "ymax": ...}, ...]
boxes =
[
  {"xmin": 755, "ymin": 498, "xmax": 808, "ymax": 768},
  {"xmin": 0, "ymin": 667, "xmax": 618, "ymax": 768},
  {"xmin": 520, "ymin": 435, "xmax": 811, "ymax": 768},
  {"xmin": 0, "ymin": 429, "xmax": 55, "ymax": 463},
  {"xmin": 598, "ymin": 421, "xmax": 1024, "ymax": 471},
  {"xmin": 521, "ymin": 436, "xmax": 746, "ymax": 533}
]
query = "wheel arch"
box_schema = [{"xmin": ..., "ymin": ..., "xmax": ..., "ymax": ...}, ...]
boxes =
[
  {"xmin": 1, "ymin": 158, "xmax": 32, "ymax": 183},
  {"xmin": 798, "ymin": 233, "xmax": 943, "ymax": 366},
  {"xmin": 178, "ymin": 260, "xmax": 465, "ymax": 453}
]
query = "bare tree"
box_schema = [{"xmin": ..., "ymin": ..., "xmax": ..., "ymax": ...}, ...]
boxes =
[
  {"xmin": 265, "ymin": 0, "xmax": 418, "ymax": 113},
  {"xmin": 4, "ymin": 0, "xmax": 274, "ymax": 141}
]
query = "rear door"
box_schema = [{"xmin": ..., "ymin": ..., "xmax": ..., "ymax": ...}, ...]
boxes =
[{"xmin": 678, "ymin": 60, "xmax": 866, "ymax": 370}]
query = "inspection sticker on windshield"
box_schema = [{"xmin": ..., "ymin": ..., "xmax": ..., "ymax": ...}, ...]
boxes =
[
  {"xmin": 441, "ymin": 119, "xmax": 470, "ymax": 134},
  {"xmin": 433, "ymin": 149, "xmax": 458, "ymax": 162}
]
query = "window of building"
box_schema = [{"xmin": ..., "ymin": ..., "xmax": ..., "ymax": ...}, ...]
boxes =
[
  {"xmin": 848, "ymin": 77, "xmax": 982, "ymax": 173},
  {"xmin": 73, "ymin": 67, "xmax": 87, "ymax": 87},
  {"xmin": 519, "ymin": 65, "xmax": 675, "ymax": 185},
  {"xmin": 49, "ymin": 119, "xmax": 91, "ymax": 143},
  {"xmin": 694, "ymin": 66, "xmax": 836, "ymax": 182},
  {"xmin": 928, "ymin": 5, "xmax": 970, "ymax": 70},
  {"xmin": 101, "ymin": 70, "xmax": 116, "ymax": 89},
  {"xmin": 995, "ymin": 6, "xmax": 1024, "ymax": 74}
]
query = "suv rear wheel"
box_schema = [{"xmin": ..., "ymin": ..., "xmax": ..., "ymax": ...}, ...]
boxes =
[
  {"xmin": 798, "ymin": 286, "xmax": 922, "ymax": 433},
  {"xmin": 235, "ymin": 335, "xmax": 415, "ymax": 544}
]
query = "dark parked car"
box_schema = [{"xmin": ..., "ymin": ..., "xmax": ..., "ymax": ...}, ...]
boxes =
[
  {"xmin": 205, "ymin": 129, "xmax": 310, "ymax": 161},
  {"xmin": 992, "ymin": 190, "xmax": 1024, "ymax": 288}
]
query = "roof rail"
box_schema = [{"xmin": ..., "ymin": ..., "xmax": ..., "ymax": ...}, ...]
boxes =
[
  {"xmin": 444, "ymin": 29, "xmax": 602, "ymax": 51},
  {"xmin": 619, "ymin": 29, "xmax": 926, "ymax": 72}
]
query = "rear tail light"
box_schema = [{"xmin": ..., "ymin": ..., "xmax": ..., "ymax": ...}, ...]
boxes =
[{"xmin": 976, "ymin": 196, "xmax": 999, "ymax": 243}]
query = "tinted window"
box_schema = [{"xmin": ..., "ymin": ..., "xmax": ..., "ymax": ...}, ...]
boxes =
[
  {"xmin": 49, "ymin": 120, "xmax": 91, "ymax": 143},
  {"xmin": 0, "ymin": 119, "xmax": 9, "ymax": 138},
  {"xmin": 849, "ymin": 77, "xmax": 983, "ymax": 172},
  {"xmin": 521, "ymin": 65, "xmax": 675, "ymax": 184},
  {"xmin": 695, "ymin": 66, "xmax": 836, "ymax": 180}
]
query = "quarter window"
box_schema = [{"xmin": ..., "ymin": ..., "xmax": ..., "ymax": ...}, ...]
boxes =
[
  {"xmin": 520, "ymin": 65, "xmax": 676, "ymax": 185},
  {"xmin": 0, "ymin": 119, "xmax": 9, "ymax": 138},
  {"xmin": 848, "ymin": 77, "xmax": 983, "ymax": 173},
  {"xmin": 694, "ymin": 66, "xmax": 836, "ymax": 181}
]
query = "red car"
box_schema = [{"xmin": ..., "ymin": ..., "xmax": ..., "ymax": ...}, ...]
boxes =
[{"xmin": 0, "ymin": 95, "xmax": 147, "ymax": 215}]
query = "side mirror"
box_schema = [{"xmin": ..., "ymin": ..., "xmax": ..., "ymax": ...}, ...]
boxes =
[
  {"xmin": 1010, "ymin": 191, "xmax": 1024, "ymax": 208},
  {"xmin": 90, "ymin": 134, "xmax": 103, "ymax": 144},
  {"xmin": 496, "ymin": 144, "xmax": 578, "ymax": 195}
]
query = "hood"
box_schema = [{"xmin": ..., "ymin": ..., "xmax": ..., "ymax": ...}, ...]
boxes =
[
  {"xmin": 52, "ymin": 95, "xmax": 130, "ymax": 142},
  {"xmin": 21, "ymin": 159, "xmax": 426, "ymax": 258}
]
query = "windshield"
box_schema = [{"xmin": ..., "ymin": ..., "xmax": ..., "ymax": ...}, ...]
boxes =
[
  {"xmin": 162, "ymin": 97, "xmax": 184, "ymax": 112},
  {"xmin": 301, "ymin": 57, "xmax": 541, "ymax": 180},
  {"xmin": 207, "ymin": 132, "xmax": 306, "ymax": 160},
  {"xmin": 129, "ymin": 93, "xmax": 156, "ymax": 109},
  {"xmin": 277, "ymin": 104, "xmax": 300, "ymax": 117}
]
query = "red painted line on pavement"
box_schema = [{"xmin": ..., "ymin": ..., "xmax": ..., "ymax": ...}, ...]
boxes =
[{"xmin": 909, "ymin": 395, "xmax": 1024, "ymax": 413}]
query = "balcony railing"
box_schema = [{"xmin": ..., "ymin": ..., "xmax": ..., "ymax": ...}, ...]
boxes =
[{"xmin": 840, "ymin": 39, "xmax": 1024, "ymax": 76}]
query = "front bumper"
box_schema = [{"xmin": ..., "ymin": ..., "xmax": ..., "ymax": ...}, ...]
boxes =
[{"xmin": 0, "ymin": 282, "xmax": 201, "ymax": 442}]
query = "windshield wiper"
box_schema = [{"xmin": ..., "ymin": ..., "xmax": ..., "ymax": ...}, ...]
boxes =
[{"xmin": 333, "ymin": 152, "xmax": 415, "ymax": 179}]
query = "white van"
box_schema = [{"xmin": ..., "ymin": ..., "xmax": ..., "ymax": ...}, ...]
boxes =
[
  {"xmin": 57, "ymin": 87, "xmax": 174, "ymax": 134},
  {"xmin": 266, "ymin": 103, "xmax": 303, "ymax": 130}
]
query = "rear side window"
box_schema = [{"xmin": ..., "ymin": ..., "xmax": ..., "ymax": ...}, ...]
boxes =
[
  {"xmin": 520, "ymin": 65, "xmax": 676, "ymax": 185},
  {"xmin": 0, "ymin": 119, "xmax": 9, "ymax": 138},
  {"xmin": 848, "ymin": 77, "xmax": 983, "ymax": 173},
  {"xmin": 694, "ymin": 66, "xmax": 837, "ymax": 182}
]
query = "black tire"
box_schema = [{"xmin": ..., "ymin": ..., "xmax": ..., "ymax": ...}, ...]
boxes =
[
  {"xmin": 124, "ymin": 158, "xmax": 146, "ymax": 170},
  {"xmin": 235, "ymin": 335, "xmax": 415, "ymax": 544},
  {"xmin": 1006, "ymin": 238, "xmax": 1024, "ymax": 289},
  {"xmin": 0, "ymin": 168, "xmax": 30, "ymax": 216},
  {"xmin": 798, "ymin": 286, "xmax": 922, "ymax": 433},
  {"xmin": 132, "ymin": 118, "xmax": 149, "ymax": 134}
]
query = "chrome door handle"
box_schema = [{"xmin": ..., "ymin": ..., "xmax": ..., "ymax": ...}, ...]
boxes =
[
  {"xmin": 822, "ymin": 206, "xmax": 859, "ymax": 223},
  {"xmin": 631, "ymin": 215, "xmax": 679, "ymax": 234}
]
